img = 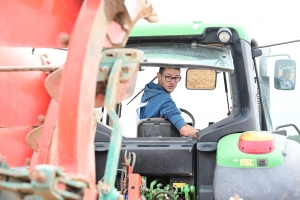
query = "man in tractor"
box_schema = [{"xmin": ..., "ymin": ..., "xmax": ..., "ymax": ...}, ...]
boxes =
[
  {"xmin": 279, "ymin": 68, "xmax": 294, "ymax": 89},
  {"xmin": 137, "ymin": 67, "xmax": 198, "ymax": 138}
]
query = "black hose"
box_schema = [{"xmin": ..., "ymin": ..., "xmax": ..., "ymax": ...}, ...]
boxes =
[
  {"xmin": 100, "ymin": 169, "xmax": 126, "ymax": 182},
  {"xmin": 130, "ymin": 152, "xmax": 136, "ymax": 170},
  {"xmin": 152, "ymin": 191, "xmax": 176, "ymax": 200}
]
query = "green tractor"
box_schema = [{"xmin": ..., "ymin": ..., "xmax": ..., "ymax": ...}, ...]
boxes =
[{"xmin": 95, "ymin": 21, "xmax": 300, "ymax": 199}]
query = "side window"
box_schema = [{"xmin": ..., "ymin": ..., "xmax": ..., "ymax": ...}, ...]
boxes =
[{"xmin": 256, "ymin": 41, "xmax": 300, "ymax": 137}]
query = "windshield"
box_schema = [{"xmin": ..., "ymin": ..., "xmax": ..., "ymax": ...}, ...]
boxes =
[
  {"xmin": 255, "ymin": 41, "xmax": 300, "ymax": 137},
  {"xmin": 98, "ymin": 43, "xmax": 235, "ymax": 137},
  {"xmin": 126, "ymin": 44, "xmax": 234, "ymax": 71}
]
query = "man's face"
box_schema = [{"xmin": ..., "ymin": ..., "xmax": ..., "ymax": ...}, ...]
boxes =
[{"xmin": 157, "ymin": 68, "xmax": 181, "ymax": 93}]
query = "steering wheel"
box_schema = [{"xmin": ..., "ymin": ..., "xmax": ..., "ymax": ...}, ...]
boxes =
[{"xmin": 179, "ymin": 108, "xmax": 195, "ymax": 127}]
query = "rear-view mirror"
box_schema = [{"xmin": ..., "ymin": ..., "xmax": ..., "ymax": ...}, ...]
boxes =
[
  {"xmin": 186, "ymin": 69, "xmax": 216, "ymax": 90},
  {"xmin": 274, "ymin": 59, "xmax": 296, "ymax": 90}
]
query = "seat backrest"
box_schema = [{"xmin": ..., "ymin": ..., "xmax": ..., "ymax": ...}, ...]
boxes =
[{"xmin": 137, "ymin": 118, "xmax": 180, "ymax": 137}]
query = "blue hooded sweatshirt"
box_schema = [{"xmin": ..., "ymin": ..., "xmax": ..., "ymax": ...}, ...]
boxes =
[{"xmin": 139, "ymin": 82, "xmax": 186, "ymax": 130}]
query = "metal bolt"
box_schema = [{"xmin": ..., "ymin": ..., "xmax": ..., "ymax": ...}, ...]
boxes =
[
  {"xmin": 189, "ymin": 147, "xmax": 192, "ymax": 153},
  {"xmin": 38, "ymin": 115, "xmax": 45, "ymax": 123},
  {"xmin": 113, "ymin": 52, "xmax": 119, "ymax": 57},
  {"xmin": 100, "ymin": 66, "xmax": 110, "ymax": 74},
  {"xmin": 60, "ymin": 33, "xmax": 70, "ymax": 46},
  {"xmin": 99, "ymin": 183, "xmax": 110, "ymax": 194},
  {"xmin": 122, "ymin": 66, "xmax": 130, "ymax": 73},
  {"xmin": 122, "ymin": 24, "xmax": 130, "ymax": 31},
  {"xmin": 29, "ymin": 170, "xmax": 46, "ymax": 183},
  {"xmin": 25, "ymin": 157, "xmax": 31, "ymax": 165}
]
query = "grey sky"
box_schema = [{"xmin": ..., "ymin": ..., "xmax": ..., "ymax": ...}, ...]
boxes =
[{"xmin": 148, "ymin": 0, "xmax": 300, "ymax": 45}]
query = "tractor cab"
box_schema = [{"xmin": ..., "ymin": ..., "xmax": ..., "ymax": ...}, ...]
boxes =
[
  {"xmin": 94, "ymin": 21, "xmax": 300, "ymax": 199},
  {"xmin": 94, "ymin": 22, "xmax": 253, "ymax": 198}
]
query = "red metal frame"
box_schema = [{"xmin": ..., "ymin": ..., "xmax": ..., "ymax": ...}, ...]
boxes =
[
  {"xmin": 0, "ymin": 127, "xmax": 34, "ymax": 167},
  {"xmin": 0, "ymin": 0, "xmax": 81, "ymax": 48},
  {"xmin": 128, "ymin": 174, "xmax": 142, "ymax": 200},
  {"xmin": 54, "ymin": 0, "xmax": 108, "ymax": 196},
  {"xmin": 0, "ymin": 0, "xmax": 156, "ymax": 199},
  {"xmin": 37, "ymin": 99, "xmax": 59, "ymax": 165}
]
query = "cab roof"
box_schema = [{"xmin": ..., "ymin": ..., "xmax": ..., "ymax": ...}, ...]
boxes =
[{"xmin": 130, "ymin": 21, "xmax": 251, "ymax": 43}]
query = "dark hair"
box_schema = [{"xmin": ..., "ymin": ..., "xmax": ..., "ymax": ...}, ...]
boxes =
[{"xmin": 159, "ymin": 67, "xmax": 181, "ymax": 74}]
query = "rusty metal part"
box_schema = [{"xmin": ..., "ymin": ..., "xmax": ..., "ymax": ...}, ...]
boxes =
[
  {"xmin": 38, "ymin": 115, "xmax": 45, "ymax": 124},
  {"xmin": 0, "ymin": 66, "xmax": 60, "ymax": 71},
  {"xmin": 0, "ymin": 174, "xmax": 5, "ymax": 181},
  {"xmin": 26, "ymin": 126, "xmax": 42, "ymax": 152},
  {"xmin": 104, "ymin": 0, "xmax": 159, "ymax": 47},
  {"xmin": 42, "ymin": 0, "xmax": 157, "ymax": 199},
  {"xmin": 36, "ymin": 99, "xmax": 59, "ymax": 166},
  {"xmin": 127, "ymin": 174, "xmax": 142, "ymax": 200},
  {"xmin": 93, "ymin": 110, "xmax": 103, "ymax": 122},
  {"xmin": 122, "ymin": 66, "xmax": 130, "ymax": 73},
  {"xmin": 25, "ymin": 158, "xmax": 31, "ymax": 166},
  {"xmin": 120, "ymin": 150, "xmax": 133, "ymax": 194},
  {"xmin": 60, "ymin": 33, "xmax": 70, "ymax": 46},
  {"xmin": 96, "ymin": 81, "xmax": 107, "ymax": 96},
  {"xmin": 98, "ymin": 182, "xmax": 111, "ymax": 194},
  {"xmin": 100, "ymin": 66, "xmax": 110, "ymax": 73},
  {"xmin": 44, "ymin": 68, "xmax": 63, "ymax": 101},
  {"xmin": 97, "ymin": 48, "xmax": 144, "ymax": 104},
  {"xmin": 29, "ymin": 169, "xmax": 47, "ymax": 183}
]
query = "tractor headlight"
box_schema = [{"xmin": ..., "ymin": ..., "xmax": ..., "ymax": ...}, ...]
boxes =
[{"xmin": 217, "ymin": 28, "xmax": 232, "ymax": 43}]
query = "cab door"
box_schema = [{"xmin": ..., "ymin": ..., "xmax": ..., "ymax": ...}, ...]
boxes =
[{"xmin": 254, "ymin": 40, "xmax": 300, "ymax": 140}]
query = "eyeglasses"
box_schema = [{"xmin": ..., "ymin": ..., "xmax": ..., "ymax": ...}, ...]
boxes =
[{"xmin": 160, "ymin": 74, "xmax": 181, "ymax": 82}]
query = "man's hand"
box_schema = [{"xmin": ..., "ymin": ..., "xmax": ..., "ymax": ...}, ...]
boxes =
[{"xmin": 179, "ymin": 125, "xmax": 198, "ymax": 138}]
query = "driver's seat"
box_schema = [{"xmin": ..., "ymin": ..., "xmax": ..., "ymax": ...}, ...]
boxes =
[{"xmin": 137, "ymin": 118, "xmax": 180, "ymax": 137}]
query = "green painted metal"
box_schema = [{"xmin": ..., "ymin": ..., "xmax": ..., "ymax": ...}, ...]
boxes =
[
  {"xmin": 98, "ymin": 49, "xmax": 142, "ymax": 83},
  {"xmin": 216, "ymin": 132, "xmax": 286, "ymax": 168},
  {"xmin": 31, "ymin": 165, "xmax": 87, "ymax": 200},
  {"xmin": 98, "ymin": 49, "xmax": 144, "ymax": 200},
  {"xmin": 98, "ymin": 58, "xmax": 123, "ymax": 200},
  {"xmin": 130, "ymin": 21, "xmax": 251, "ymax": 43},
  {"xmin": 0, "ymin": 160, "xmax": 87, "ymax": 200}
]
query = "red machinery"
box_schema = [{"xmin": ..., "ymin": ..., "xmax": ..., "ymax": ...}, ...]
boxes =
[{"xmin": 0, "ymin": 0, "xmax": 157, "ymax": 199}]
